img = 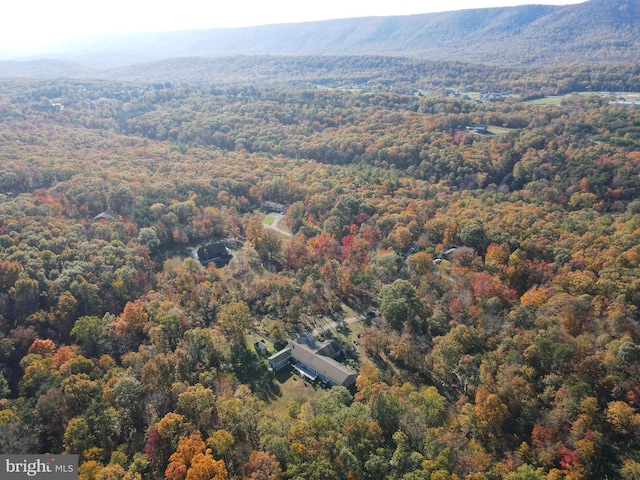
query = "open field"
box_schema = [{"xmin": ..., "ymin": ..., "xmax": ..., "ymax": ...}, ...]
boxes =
[
  {"xmin": 486, "ymin": 125, "xmax": 516, "ymax": 135},
  {"xmin": 270, "ymin": 374, "xmax": 323, "ymax": 411},
  {"xmin": 524, "ymin": 91, "xmax": 640, "ymax": 107},
  {"xmin": 523, "ymin": 96, "xmax": 564, "ymax": 106},
  {"xmin": 262, "ymin": 213, "xmax": 278, "ymax": 225}
]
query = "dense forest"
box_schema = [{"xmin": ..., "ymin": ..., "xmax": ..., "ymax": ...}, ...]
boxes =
[
  {"xmin": 3, "ymin": 56, "xmax": 640, "ymax": 93},
  {"xmin": 1, "ymin": 63, "xmax": 640, "ymax": 480}
]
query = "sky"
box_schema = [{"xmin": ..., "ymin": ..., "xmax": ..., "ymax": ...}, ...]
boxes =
[{"xmin": 1, "ymin": 0, "xmax": 586, "ymax": 56}]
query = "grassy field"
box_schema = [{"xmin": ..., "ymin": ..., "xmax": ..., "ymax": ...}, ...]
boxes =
[
  {"xmin": 487, "ymin": 125, "xmax": 516, "ymax": 135},
  {"xmin": 262, "ymin": 213, "xmax": 278, "ymax": 225},
  {"xmin": 523, "ymin": 96, "xmax": 564, "ymax": 106},
  {"xmin": 271, "ymin": 374, "xmax": 323, "ymax": 411},
  {"xmin": 523, "ymin": 91, "xmax": 640, "ymax": 107}
]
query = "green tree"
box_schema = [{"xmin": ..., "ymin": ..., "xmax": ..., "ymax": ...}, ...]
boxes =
[
  {"xmin": 370, "ymin": 250, "xmax": 401, "ymax": 284},
  {"xmin": 286, "ymin": 201, "xmax": 305, "ymax": 234},
  {"xmin": 138, "ymin": 227, "xmax": 161, "ymax": 251},
  {"xmin": 71, "ymin": 315, "xmax": 107, "ymax": 357},
  {"xmin": 207, "ymin": 429, "xmax": 234, "ymax": 460},
  {"xmin": 379, "ymin": 280, "xmax": 423, "ymax": 331},
  {"xmin": 389, "ymin": 430, "xmax": 424, "ymax": 476},
  {"xmin": 621, "ymin": 459, "xmax": 640, "ymax": 480},
  {"xmin": 503, "ymin": 464, "xmax": 544, "ymax": 480},
  {"xmin": 112, "ymin": 370, "xmax": 147, "ymax": 431},
  {"xmin": 458, "ymin": 221, "xmax": 489, "ymax": 256},
  {"xmin": 64, "ymin": 416, "xmax": 95, "ymax": 454},
  {"xmin": 10, "ymin": 278, "xmax": 40, "ymax": 322},
  {"xmin": 61, "ymin": 373, "xmax": 101, "ymax": 417},
  {"xmin": 257, "ymin": 229, "xmax": 283, "ymax": 265},
  {"xmin": 0, "ymin": 371, "xmax": 9, "ymax": 398}
]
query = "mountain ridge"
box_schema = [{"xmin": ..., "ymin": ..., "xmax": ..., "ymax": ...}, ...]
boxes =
[{"xmin": 1, "ymin": 0, "xmax": 638, "ymax": 79}]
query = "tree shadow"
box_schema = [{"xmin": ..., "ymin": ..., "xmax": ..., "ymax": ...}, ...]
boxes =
[{"xmin": 229, "ymin": 345, "xmax": 281, "ymax": 401}]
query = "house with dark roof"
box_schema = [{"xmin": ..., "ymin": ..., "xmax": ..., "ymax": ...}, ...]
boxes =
[
  {"xmin": 196, "ymin": 242, "xmax": 233, "ymax": 266},
  {"xmin": 268, "ymin": 339, "xmax": 357, "ymax": 387},
  {"xmin": 261, "ymin": 201, "xmax": 287, "ymax": 214}
]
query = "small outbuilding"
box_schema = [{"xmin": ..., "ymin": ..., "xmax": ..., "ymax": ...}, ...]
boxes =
[{"xmin": 254, "ymin": 340, "xmax": 269, "ymax": 355}]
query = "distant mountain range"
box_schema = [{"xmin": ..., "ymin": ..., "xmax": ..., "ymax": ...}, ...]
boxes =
[{"xmin": 0, "ymin": 0, "xmax": 638, "ymax": 80}]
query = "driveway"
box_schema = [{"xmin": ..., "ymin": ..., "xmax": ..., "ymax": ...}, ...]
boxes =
[{"xmin": 265, "ymin": 213, "xmax": 293, "ymax": 238}]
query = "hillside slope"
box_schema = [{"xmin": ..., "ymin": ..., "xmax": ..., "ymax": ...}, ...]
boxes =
[{"xmin": 19, "ymin": 0, "xmax": 640, "ymax": 68}]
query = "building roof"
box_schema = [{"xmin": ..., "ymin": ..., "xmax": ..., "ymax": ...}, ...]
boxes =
[
  {"xmin": 314, "ymin": 339, "xmax": 341, "ymax": 359},
  {"xmin": 94, "ymin": 211, "xmax": 114, "ymax": 220},
  {"xmin": 197, "ymin": 242, "xmax": 232, "ymax": 264},
  {"xmin": 261, "ymin": 201, "xmax": 287, "ymax": 212},
  {"xmin": 268, "ymin": 346, "xmax": 292, "ymax": 366},
  {"xmin": 289, "ymin": 341, "xmax": 357, "ymax": 387}
]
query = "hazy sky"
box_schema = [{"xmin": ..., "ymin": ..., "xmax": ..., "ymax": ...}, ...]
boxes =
[{"xmin": 1, "ymin": 0, "xmax": 586, "ymax": 55}]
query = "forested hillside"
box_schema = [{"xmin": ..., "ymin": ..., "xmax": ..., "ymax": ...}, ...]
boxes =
[
  {"xmin": 6, "ymin": 0, "xmax": 639, "ymax": 69},
  {"xmin": 1, "ymin": 68, "xmax": 640, "ymax": 480}
]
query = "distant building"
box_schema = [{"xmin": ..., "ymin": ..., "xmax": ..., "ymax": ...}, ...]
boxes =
[
  {"xmin": 196, "ymin": 242, "xmax": 233, "ymax": 266},
  {"xmin": 261, "ymin": 201, "xmax": 287, "ymax": 214},
  {"xmin": 94, "ymin": 211, "xmax": 114, "ymax": 220},
  {"xmin": 268, "ymin": 339, "xmax": 358, "ymax": 387}
]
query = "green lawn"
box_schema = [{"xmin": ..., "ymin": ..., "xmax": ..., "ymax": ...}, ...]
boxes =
[
  {"xmin": 262, "ymin": 213, "xmax": 278, "ymax": 226},
  {"xmin": 271, "ymin": 374, "xmax": 322, "ymax": 411},
  {"xmin": 246, "ymin": 331, "xmax": 275, "ymax": 353},
  {"xmin": 524, "ymin": 92, "xmax": 640, "ymax": 106},
  {"xmin": 523, "ymin": 96, "xmax": 564, "ymax": 106},
  {"xmin": 487, "ymin": 125, "xmax": 516, "ymax": 135}
]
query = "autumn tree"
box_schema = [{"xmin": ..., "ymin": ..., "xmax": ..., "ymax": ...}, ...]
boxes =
[
  {"xmin": 166, "ymin": 432, "xmax": 228, "ymax": 480},
  {"xmin": 176, "ymin": 384, "xmax": 216, "ymax": 432},
  {"xmin": 217, "ymin": 301, "xmax": 251, "ymax": 347},
  {"xmin": 242, "ymin": 450, "xmax": 283, "ymax": 480},
  {"xmin": 186, "ymin": 453, "xmax": 228, "ymax": 480},
  {"xmin": 109, "ymin": 302, "xmax": 150, "ymax": 354}
]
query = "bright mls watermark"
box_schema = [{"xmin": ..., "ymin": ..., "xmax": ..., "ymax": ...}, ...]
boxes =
[{"xmin": 1, "ymin": 455, "xmax": 78, "ymax": 480}]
